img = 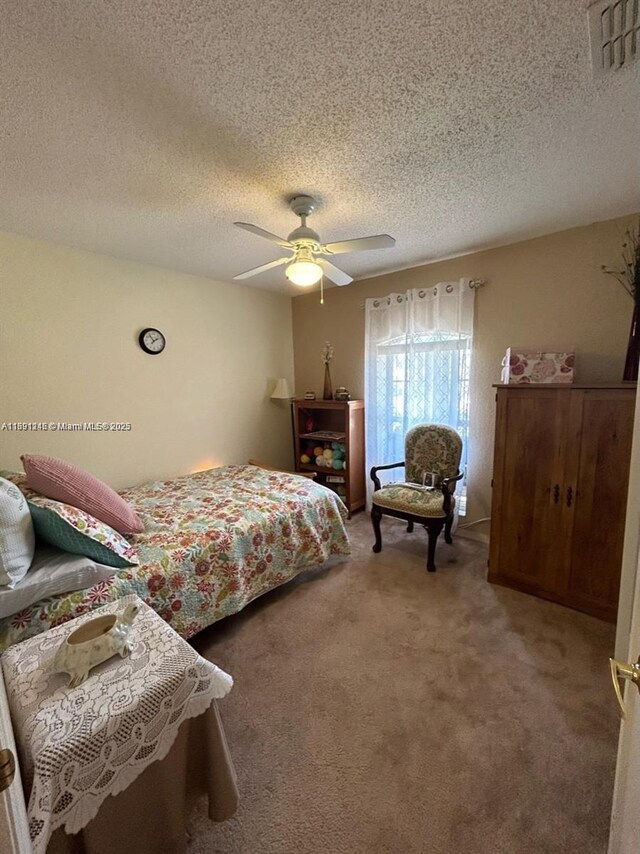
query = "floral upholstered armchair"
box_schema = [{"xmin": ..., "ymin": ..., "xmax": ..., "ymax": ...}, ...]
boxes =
[{"xmin": 370, "ymin": 424, "xmax": 463, "ymax": 571}]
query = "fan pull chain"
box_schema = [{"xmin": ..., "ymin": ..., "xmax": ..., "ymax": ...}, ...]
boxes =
[{"xmin": 320, "ymin": 274, "xmax": 324, "ymax": 305}]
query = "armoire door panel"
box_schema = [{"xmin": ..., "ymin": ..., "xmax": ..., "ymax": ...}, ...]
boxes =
[
  {"xmin": 489, "ymin": 390, "xmax": 567, "ymax": 591},
  {"xmin": 562, "ymin": 390, "xmax": 635, "ymax": 614}
]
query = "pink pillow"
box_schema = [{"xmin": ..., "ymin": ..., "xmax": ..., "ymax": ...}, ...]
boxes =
[{"xmin": 21, "ymin": 455, "xmax": 143, "ymax": 534}]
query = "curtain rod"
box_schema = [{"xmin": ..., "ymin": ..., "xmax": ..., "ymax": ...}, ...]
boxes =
[{"xmin": 357, "ymin": 278, "xmax": 487, "ymax": 308}]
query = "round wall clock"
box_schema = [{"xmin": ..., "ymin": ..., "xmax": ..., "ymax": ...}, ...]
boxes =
[{"xmin": 138, "ymin": 328, "xmax": 166, "ymax": 355}]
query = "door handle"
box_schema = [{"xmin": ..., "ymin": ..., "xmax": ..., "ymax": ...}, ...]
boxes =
[
  {"xmin": 553, "ymin": 484, "xmax": 560, "ymax": 504},
  {"xmin": 609, "ymin": 657, "xmax": 640, "ymax": 718},
  {"xmin": 0, "ymin": 747, "xmax": 16, "ymax": 793},
  {"xmin": 566, "ymin": 486, "xmax": 574, "ymax": 507}
]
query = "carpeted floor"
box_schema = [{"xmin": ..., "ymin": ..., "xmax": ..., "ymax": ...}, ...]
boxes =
[{"xmin": 190, "ymin": 513, "xmax": 619, "ymax": 854}]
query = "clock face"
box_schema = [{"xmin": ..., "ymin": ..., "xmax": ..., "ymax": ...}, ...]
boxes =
[{"xmin": 139, "ymin": 327, "xmax": 166, "ymax": 355}]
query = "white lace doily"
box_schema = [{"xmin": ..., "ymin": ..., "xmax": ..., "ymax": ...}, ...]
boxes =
[{"xmin": 0, "ymin": 595, "xmax": 233, "ymax": 854}]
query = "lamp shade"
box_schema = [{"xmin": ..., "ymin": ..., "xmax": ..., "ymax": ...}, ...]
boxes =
[
  {"xmin": 285, "ymin": 259, "xmax": 323, "ymax": 287},
  {"xmin": 271, "ymin": 378, "xmax": 292, "ymax": 400}
]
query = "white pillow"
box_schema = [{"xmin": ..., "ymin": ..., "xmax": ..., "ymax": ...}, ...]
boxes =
[
  {"xmin": 0, "ymin": 476, "xmax": 35, "ymax": 587},
  {"xmin": 0, "ymin": 547, "xmax": 117, "ymax": 619}
]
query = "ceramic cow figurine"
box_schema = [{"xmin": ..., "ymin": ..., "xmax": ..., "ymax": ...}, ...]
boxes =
[{"xmin": 53, "ymin": 602, "xmax": 140, "ymax": 688}]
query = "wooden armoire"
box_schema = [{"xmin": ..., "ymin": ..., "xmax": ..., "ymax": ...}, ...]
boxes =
[{"xmin": 488, "ymin": 383, "xmax": 636, "ymax": 622}]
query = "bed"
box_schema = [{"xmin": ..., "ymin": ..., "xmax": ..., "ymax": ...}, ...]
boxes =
[{"xmin": 0, "ymin": 464, "xmax": 350, "ymax": 652}]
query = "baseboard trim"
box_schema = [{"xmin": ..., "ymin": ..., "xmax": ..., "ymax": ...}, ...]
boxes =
[{"xmin": 455, "ymin": 527, "xmax": 490, "ymax": 545}]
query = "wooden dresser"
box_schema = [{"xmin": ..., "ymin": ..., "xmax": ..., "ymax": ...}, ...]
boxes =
[{"xmin": 488, "ymin": 383, "xmax": 636, "ymax": 622}]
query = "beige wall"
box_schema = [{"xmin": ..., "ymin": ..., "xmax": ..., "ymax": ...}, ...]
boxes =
[
  {"xmin": 0, "ymin": 231, "xmax": 294, "ymax": 489},
  {"xmin": 292, "ymin": 215, "xmax": 638, "ymax": 534}
]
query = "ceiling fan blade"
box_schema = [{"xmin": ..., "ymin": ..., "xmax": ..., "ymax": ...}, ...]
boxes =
[
  {"xmin": 319, "ymin": 259, "xmax": 353, "ymax": 287},
  {"xmin": 234, "ymin": 222, "xmax": 293, "ymax": 249},
  {"xmin": 321, "ymin": 234, "xmax": 396, "ymax": 255},
  {"xmin": 233, "ymin": 256, "xmax": 289, "ymax": 280}
]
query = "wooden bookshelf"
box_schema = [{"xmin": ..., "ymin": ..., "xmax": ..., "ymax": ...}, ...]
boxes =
[{"xmin": 292, "ymin": 399, "xmax": 365, "ymax": 517}]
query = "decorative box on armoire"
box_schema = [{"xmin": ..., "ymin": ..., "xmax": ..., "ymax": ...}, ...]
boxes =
[
  {"xmin": 292, "ymin": 399, "xmax": 365, "ymax": 517},
  {"xmin": 488, "ymin": 383, "xmax": 636, "ymax": 622}
]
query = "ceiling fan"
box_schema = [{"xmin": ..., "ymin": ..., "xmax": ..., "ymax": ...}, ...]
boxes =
[{"xmin": 233, "ymin": 195, "xmax": 395, "ymax": 287}]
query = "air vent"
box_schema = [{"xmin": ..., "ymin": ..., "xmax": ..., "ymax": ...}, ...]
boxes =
[{"xmin": 588, "ymin": 0, "xmax": 639, "ymax": 75}]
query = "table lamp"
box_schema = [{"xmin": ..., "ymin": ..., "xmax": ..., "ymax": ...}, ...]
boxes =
[{"xmin": 271, "ymin": 379, "xmax": 292, "ymax": 401}]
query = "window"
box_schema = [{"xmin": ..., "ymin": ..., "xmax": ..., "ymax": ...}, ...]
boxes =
[{"xmin": 364, "ymin": 282, "xmax": 475, "ymax": 511}]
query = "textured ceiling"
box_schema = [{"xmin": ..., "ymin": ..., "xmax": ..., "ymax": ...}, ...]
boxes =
[{"xmin": 0, "ymin": 0, "xmax": 639, "ymax": 294}]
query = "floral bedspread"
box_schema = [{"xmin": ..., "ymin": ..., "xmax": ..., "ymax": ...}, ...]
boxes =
[{"xmin": 0, "ymin": 465, "xmax": 350, "ymax": 652}]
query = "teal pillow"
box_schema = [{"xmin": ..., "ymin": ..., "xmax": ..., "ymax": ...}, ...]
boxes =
[{"xmin": 28, "ymin": 499, "xmax": 138, "ymax": 569}]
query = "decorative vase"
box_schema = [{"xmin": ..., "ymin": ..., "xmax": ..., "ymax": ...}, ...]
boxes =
[
  {"xmin": 623, "ymin": 304, "xmax": 640, "ymax": 382},
  {"xmin": 53, "ymin": 603, "xmax": 139, "ymax": 688},
  {"xmin": 323, "ymin": 364, "xmax": 333, "ymax": 400}
]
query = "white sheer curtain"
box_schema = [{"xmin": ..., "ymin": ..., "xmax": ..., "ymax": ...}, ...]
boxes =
[{"xmin": 364, "ymin": 279, "xmax": 475, "ymax": 506}]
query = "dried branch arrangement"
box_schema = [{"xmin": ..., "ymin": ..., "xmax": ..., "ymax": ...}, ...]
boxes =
[{"xmin": 602, "ymin": 221, "xmax": 640, "ymax": 306}]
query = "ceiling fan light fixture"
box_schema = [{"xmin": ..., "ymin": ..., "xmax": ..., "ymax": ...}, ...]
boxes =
[
  {"xmin": 233, "ymin": 195, "xmax": 394, "ymax": 287},
  {"xmin": 285, "ymin": 249, "xmax": 323, "ymax": 287}
]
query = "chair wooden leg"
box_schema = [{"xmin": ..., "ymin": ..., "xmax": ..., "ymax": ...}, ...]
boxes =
[
  {"xmin": 444, "ymin": 513, "xmax": 453, "ymax": 545},
  {"xmin": 406, "ymin": 520, "xmax": 414, "ymax": 533},
  {"xmin": 371, "ymin": 506, "xmax": 383, "ymax": 553},
  {"xmin": 425, "ymin": 519, "xmax": 445, "ymax": 572}
]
